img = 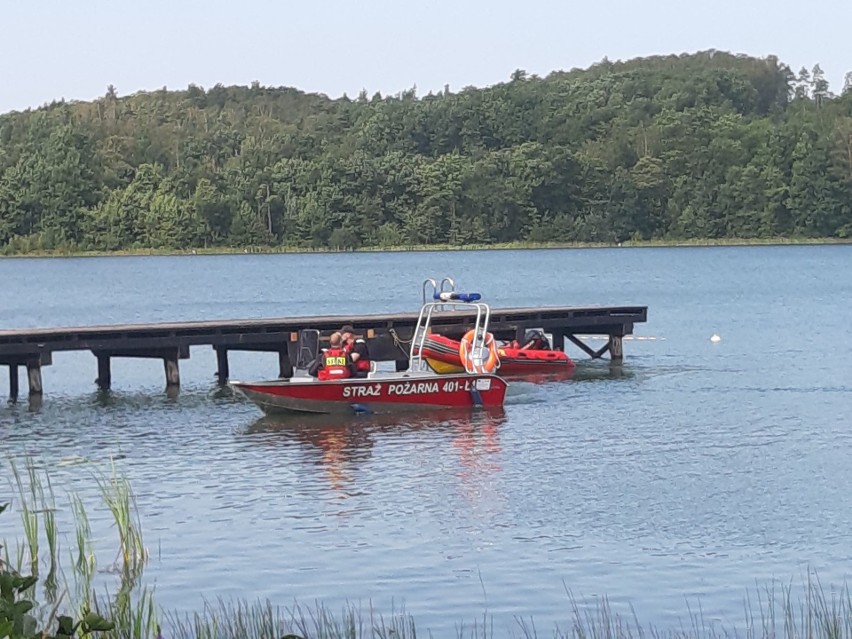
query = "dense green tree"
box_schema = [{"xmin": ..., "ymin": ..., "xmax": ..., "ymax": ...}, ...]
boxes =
[{"xmin": 0, "ymin": 51, "xmax": 850, "ymax": 254}]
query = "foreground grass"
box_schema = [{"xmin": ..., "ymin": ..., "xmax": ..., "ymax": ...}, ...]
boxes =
[
  {"xmin": 7, "ymin": 458, "xmax": 852, "ymax": 638},
  {"xmin": 165, "ymin": 578, "xmax": 852, "ymax": 639},
  {"xmin": 1, "ymin": 236, "xmax": 850, "ymax": 259},
  {"xmin": 3, "ymin": 458, "xmax": 156, "ymax": 639}
]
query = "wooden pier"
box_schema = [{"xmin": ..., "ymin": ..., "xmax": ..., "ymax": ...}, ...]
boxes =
[{"xmin": 0, "ymin": 305, "xmax": 647, "ymax": 400}]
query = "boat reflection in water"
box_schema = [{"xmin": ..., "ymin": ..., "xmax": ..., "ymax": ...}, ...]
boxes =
[{"xmin": 244, "ymin": 407, "xmax": 507, "ymax": 492}]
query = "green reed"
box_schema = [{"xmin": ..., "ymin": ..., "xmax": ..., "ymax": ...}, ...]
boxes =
[
  {"xmin": 70, "ymin": 492, "xmax": 96, "ymax": 614},
  {"xmin": 96, "ymin": 585, "xmax": 159, "ymax": 639},
  {"xmin": 3, "ymin": 456, "xmax": 156, "ymax": 636},
  {"xmin": 9, "ymin": 458, "xmax": 41, "ymax": 576},
  {"xmin": 41, "ymin": 470, "xmax": 59, "ymax": 604},
  {"xmin": 94, "ymin": 462, "xmax": 148, "ymax": 578},
  {"xmin": 166, "ymin": 600, "xmax": 426, "ymax": 639},
  {"xmin": 158, "ymin": 576, "xmax": 852, "ymax": 639}
]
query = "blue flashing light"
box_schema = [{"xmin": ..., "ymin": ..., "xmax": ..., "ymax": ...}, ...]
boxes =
[{"xmin": 433, "ymin": 291, "xmax": 482, "ymax": 302}]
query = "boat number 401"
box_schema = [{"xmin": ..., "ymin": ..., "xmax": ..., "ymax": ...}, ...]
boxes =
[{"xmin": 441, "ymin": 379, "xmax": 471, "ymax": 393}]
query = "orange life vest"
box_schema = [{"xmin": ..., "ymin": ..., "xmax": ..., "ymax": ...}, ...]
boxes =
[
  {"xmin": 318, "ymin": 347, "xmax": 351, "ymax": 380},
  {"xmin": 344, "ymin": 338, "xmax": 371, "ymax": 373}
]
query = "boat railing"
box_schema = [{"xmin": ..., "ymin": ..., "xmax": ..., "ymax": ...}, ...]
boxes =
[
  {"xmin": 421, "ymin": 276, "xmax": 457, "ymax": 307},
  {"xmin": 409, "ymin": 301, "xmax": 436, "ymax": 372},
  {"xmin": 421, "ymin": 279, "xmax": 438, "ymax": 306},
  {"xmin": 408, "ymin": 293, "xmax": 491, "ymax": 374}
]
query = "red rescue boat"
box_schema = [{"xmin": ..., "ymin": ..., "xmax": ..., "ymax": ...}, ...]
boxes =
[
  {"xmin": 231, "ymin": 282, "xmax": 509, "ymax": 416},
  {"xmin": 416, "ymin": 332, "xmax": 575, "ymax": 378},
  {"xmin": 231, "ymin": 372, "xmax": 507, "ymax": 416}
]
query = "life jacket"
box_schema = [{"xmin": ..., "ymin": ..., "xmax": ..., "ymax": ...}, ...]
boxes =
[
  {"xmin": 344, "ymin": 338, "xmax": 371, "ymax": 373},
  {"xmin": 318, "ymin": 347, "xmax": 350, "ymax": 380}
]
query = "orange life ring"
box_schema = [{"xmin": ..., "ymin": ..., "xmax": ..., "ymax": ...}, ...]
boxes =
[{"xmin": 459, "ymin": 330, "xmax": 500, "ymax": 373}]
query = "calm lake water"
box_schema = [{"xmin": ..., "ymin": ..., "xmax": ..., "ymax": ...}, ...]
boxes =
[{"xmin": 1, "ymin": 246, "xmax": 851, "ymax": 636}]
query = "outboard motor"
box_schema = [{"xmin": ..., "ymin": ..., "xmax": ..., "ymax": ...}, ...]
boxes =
[{"xmin": 523, "ymin": 328, "xmax": 551, "ymax": 350}]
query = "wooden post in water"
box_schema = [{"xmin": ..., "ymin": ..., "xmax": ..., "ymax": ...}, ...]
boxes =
[
  {"xmin": 215, "ymin": 347, "xmax": 229, "ymax": 384},
  {"xmin": 26, "ymin": 361, "xmax": 43, "ymax": 396},
  {"xmin": 163, "ymin": 354, "xmax": 180, "ymax": 388},
  {"xmin": 9, "ymin": 365, "xmax": 19, "ymax": 401},
  {"xmin": 395, "ymin": 359, "xmax": 409, "ymax": 372},
  {"xmin": 608, "ymin": 334, "xmax": 624, "ymax": 364},
  {"xmin": 96, "ymin": 354, "xmax": 112, "ymax": 390},
  {"xmin": 278, "ymin": 350, "xmax": 293, "ymax": 379},
  {"xmin": 551, "ymin": 329, "xmax": 565, "ymax": 352}
]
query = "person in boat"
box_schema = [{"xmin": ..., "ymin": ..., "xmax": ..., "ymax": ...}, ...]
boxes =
[
  {"xmin": 509, "ymin": 328, "xmax": 552, "ymax": 351},
  {"xmin": 309, "ymin": 332, "xmax": 353, "ymax": 380},
  {"xmin": 340, "ymin": 324, "xmax": 371, "ymax": 378}
]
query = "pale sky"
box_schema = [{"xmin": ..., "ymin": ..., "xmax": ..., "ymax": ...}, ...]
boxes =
[{"xmin": 1, "ymin": 0, "xmax": 849, "ymax": 114}]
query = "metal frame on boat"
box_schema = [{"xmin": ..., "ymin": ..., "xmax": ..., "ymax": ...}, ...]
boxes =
[{"xmin": 410, "ymin": 277, "xmax": 498, "ymax": 375}]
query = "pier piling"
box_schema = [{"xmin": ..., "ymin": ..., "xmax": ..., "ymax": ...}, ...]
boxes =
[
  {"xmin": 215, "ymin": 347, "xmax": 229, "ymax": 385},
  {"xmin": 163, "ymin": 352, "xmax": 181, "ymax": 388},
  {"xmin": 96, "ymin": 353, "xmax": 112, "ymax": 390},
  {"xmin": 9, "ymin": 364, "xmax": 19, "ymax": 401},
  {"xmin": 26, "ymin": 361, "xmax": 43, "ymax": 396},
  {"xmin": 608, "ymin": 335, "xmax": 624, "ymax": 363}
]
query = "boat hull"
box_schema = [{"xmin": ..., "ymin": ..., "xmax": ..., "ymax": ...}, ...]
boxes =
[
  {"xmin": 231, "ymin": 372, "xmax": 507, "ymax": 416},
  {"xmin": 417, "ymin": 334, "xmax": 575, "ymax": 377}
]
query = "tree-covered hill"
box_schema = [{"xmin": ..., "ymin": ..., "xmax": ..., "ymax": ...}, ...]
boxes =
[{"xmin": 1, "ymin": 50, "xmax": 850, "ymax": 253}]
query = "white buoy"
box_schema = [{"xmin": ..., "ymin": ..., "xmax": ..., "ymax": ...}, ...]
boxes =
[{"xmin": 710, "ymin": 334, "xmax": 721, "ymax": 343}]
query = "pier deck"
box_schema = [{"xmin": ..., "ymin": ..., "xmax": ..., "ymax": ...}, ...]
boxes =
[{"xmin": 0, "ymin": 305, "xmax": 647, "ymax": 399}]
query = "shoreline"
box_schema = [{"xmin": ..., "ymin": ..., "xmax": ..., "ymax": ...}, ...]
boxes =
[{"xmin": 1, "ymin": 236, "xmax": 850, "ymax": 259}]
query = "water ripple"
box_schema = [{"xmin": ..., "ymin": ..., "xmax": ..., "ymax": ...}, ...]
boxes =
[{"xmin": 3, "ymin": 247, "xmax": 852, "ymax": 634}]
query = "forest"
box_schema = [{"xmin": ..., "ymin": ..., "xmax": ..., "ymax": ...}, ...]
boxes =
[{"xmin": 0, "ymin": 51, "xmax": 850, "ymax": 253}]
